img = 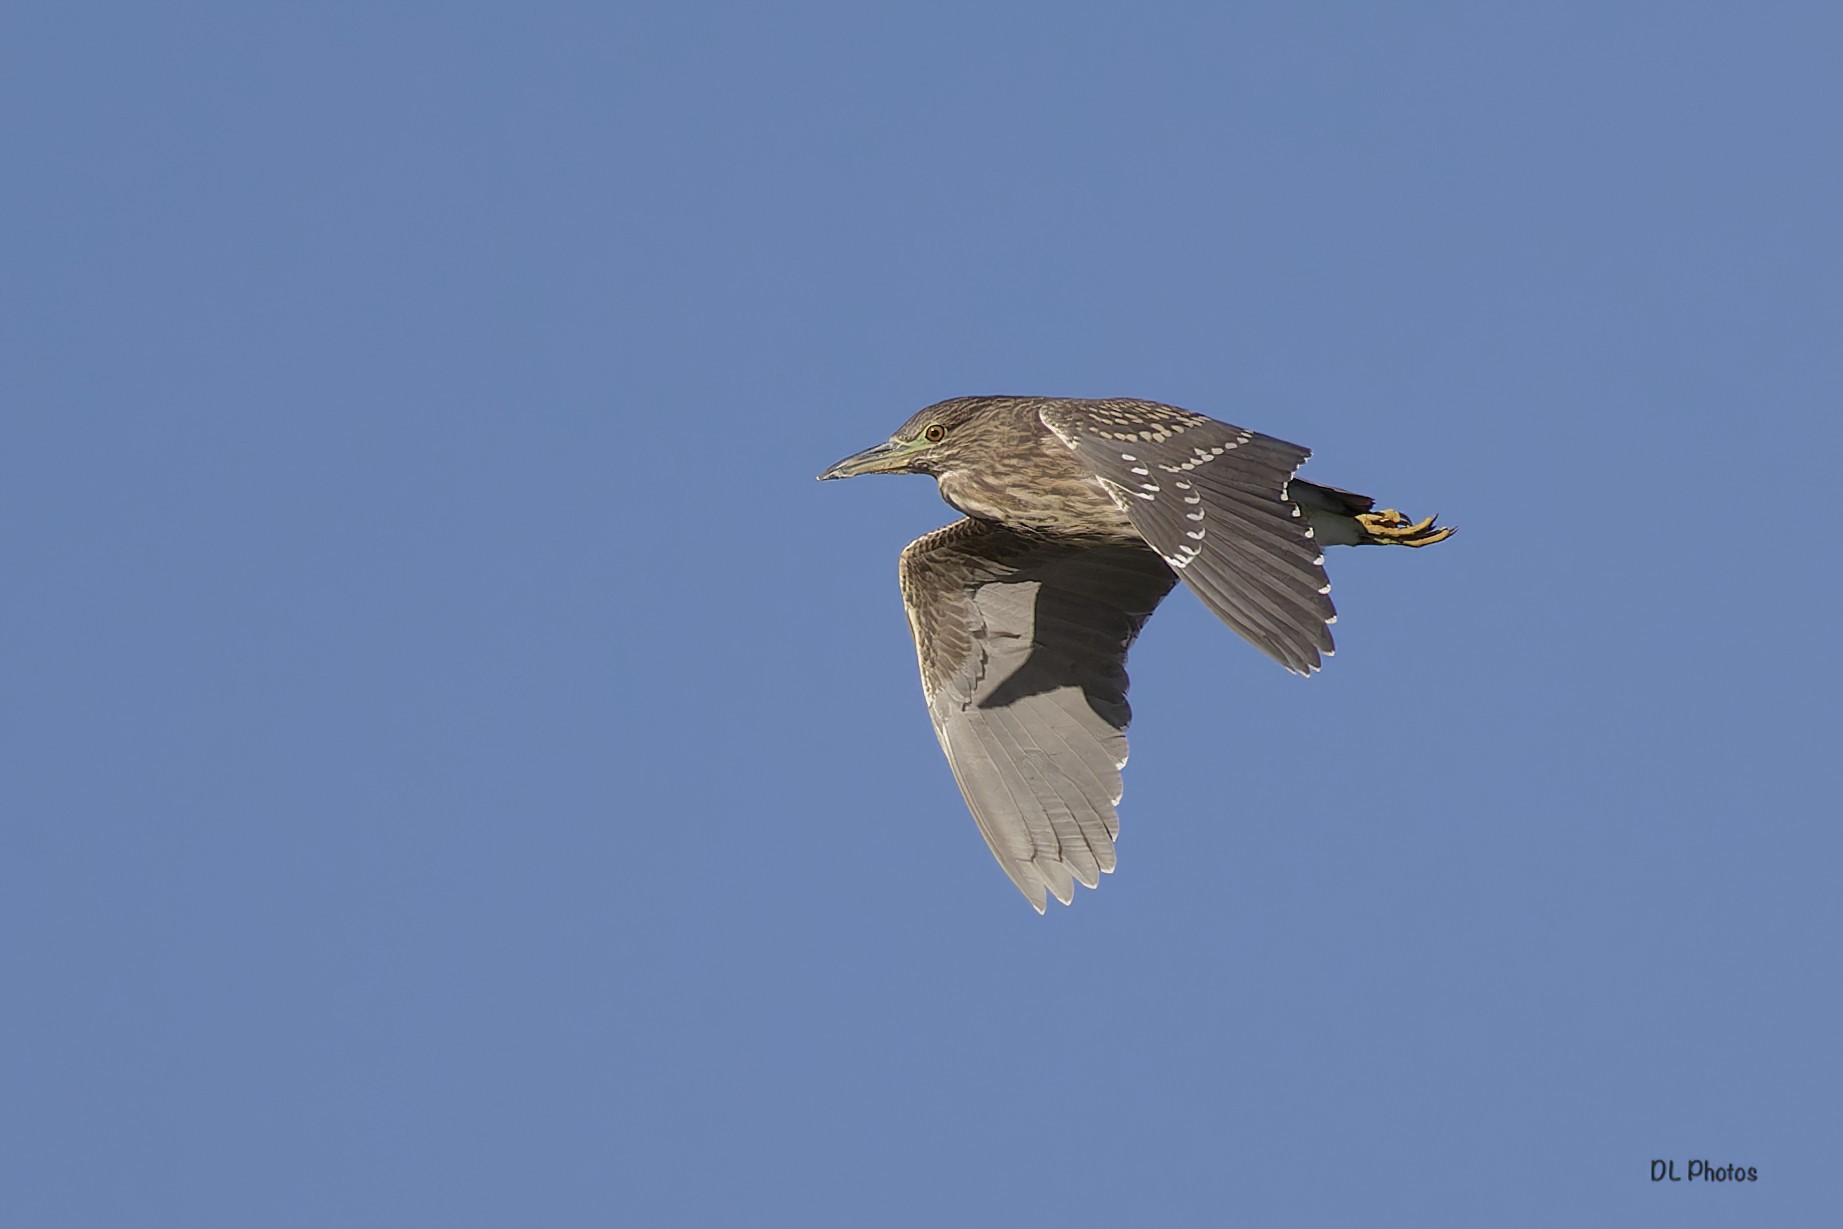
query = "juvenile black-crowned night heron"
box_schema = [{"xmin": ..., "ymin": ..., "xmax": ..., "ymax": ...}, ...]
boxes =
[{"xmin": 819, "ymin": 396, "xmax": 1453, "ymax": 912}]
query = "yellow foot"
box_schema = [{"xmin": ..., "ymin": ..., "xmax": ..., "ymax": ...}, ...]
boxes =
[{"xmin": 1355, "ymin": 508, "xmax": 1457, "ymax": 547}]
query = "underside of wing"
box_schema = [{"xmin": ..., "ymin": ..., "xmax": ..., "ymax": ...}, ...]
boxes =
[
  {"xmin": 1039, "ymin": 399, "xmax": 1336, "ymax": 675},
  {"xmin": 899, "ymin": 519, "xmax": 1178, "ymax": 911}
]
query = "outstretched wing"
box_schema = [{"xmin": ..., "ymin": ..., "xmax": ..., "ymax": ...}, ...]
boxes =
[
  {"xmin": 1039, "ymin": 399, "xmax": 1336, "ymax": 675},
  {"xmin": 899, "ymin": 519, "xmax": 1179, "ymax": 911}
]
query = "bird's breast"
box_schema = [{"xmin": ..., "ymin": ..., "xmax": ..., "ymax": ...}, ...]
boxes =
[{"xmin": 937, "ymin": 469, "xmax": 1140, "ymax": 537}]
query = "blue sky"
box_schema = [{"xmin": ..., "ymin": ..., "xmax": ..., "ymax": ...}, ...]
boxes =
[{"xmin": 6, "ymin": 3, "xmax": 1840, "ymax": 1225}]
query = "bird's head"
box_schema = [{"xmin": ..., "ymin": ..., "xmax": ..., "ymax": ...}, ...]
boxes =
[{"xmin": 816, "ymin": 398, "xmax": 1008, "ymax": 481}]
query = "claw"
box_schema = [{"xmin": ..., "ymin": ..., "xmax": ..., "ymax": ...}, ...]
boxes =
[{"xmin": 1356, "ymin": 508, "xmax": 1456, "ymax": 547}]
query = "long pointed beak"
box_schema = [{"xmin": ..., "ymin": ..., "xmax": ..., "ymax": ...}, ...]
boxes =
[{"xmin": 817, "ymin": 439, "xmax": 911, "ymax": 480}]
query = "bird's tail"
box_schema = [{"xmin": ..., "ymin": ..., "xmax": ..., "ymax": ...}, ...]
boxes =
[{"xmin": 1288, "ymin": 479, "xmax": 1456, "ymax": 547}]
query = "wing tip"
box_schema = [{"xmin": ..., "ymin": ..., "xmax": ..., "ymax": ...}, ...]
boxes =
[{"xmin": 1015, "ymin": 856, "xmax": 1121, "ymax": 912}]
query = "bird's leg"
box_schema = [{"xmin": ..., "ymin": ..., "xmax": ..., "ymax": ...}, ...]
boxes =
[{"xmin": 1354, "ymin": 508, "xmax": 1456, "ymax": 547}]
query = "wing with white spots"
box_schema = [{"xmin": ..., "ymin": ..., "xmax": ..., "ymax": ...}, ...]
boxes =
[
  {"xmin": 899, "ymin": 519, "xmax": 1179, "ymax": 911},
  {"xmin": 1039, "ymin": 399, "xmax": 1336, "ymax": 674}
]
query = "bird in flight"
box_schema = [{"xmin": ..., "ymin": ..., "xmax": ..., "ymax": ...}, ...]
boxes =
[{"xmin": 819, "ymin": 396, "xmax": 1453, "ymax": 911}]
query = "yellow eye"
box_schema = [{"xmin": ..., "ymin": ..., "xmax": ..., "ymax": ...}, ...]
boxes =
[{"xmin": 923, "ymin": 424, "xmax": 946, "ymax": 443}]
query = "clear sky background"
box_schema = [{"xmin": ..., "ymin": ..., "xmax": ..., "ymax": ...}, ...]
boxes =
[{"xmin": 6, "ymin": 3, "xmax": 1840, "ymax": 1226}]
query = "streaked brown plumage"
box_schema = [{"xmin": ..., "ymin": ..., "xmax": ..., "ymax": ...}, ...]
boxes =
[{"xmin": 819, "ymin": 396, "xmax": 1453, "ymax": 911}]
